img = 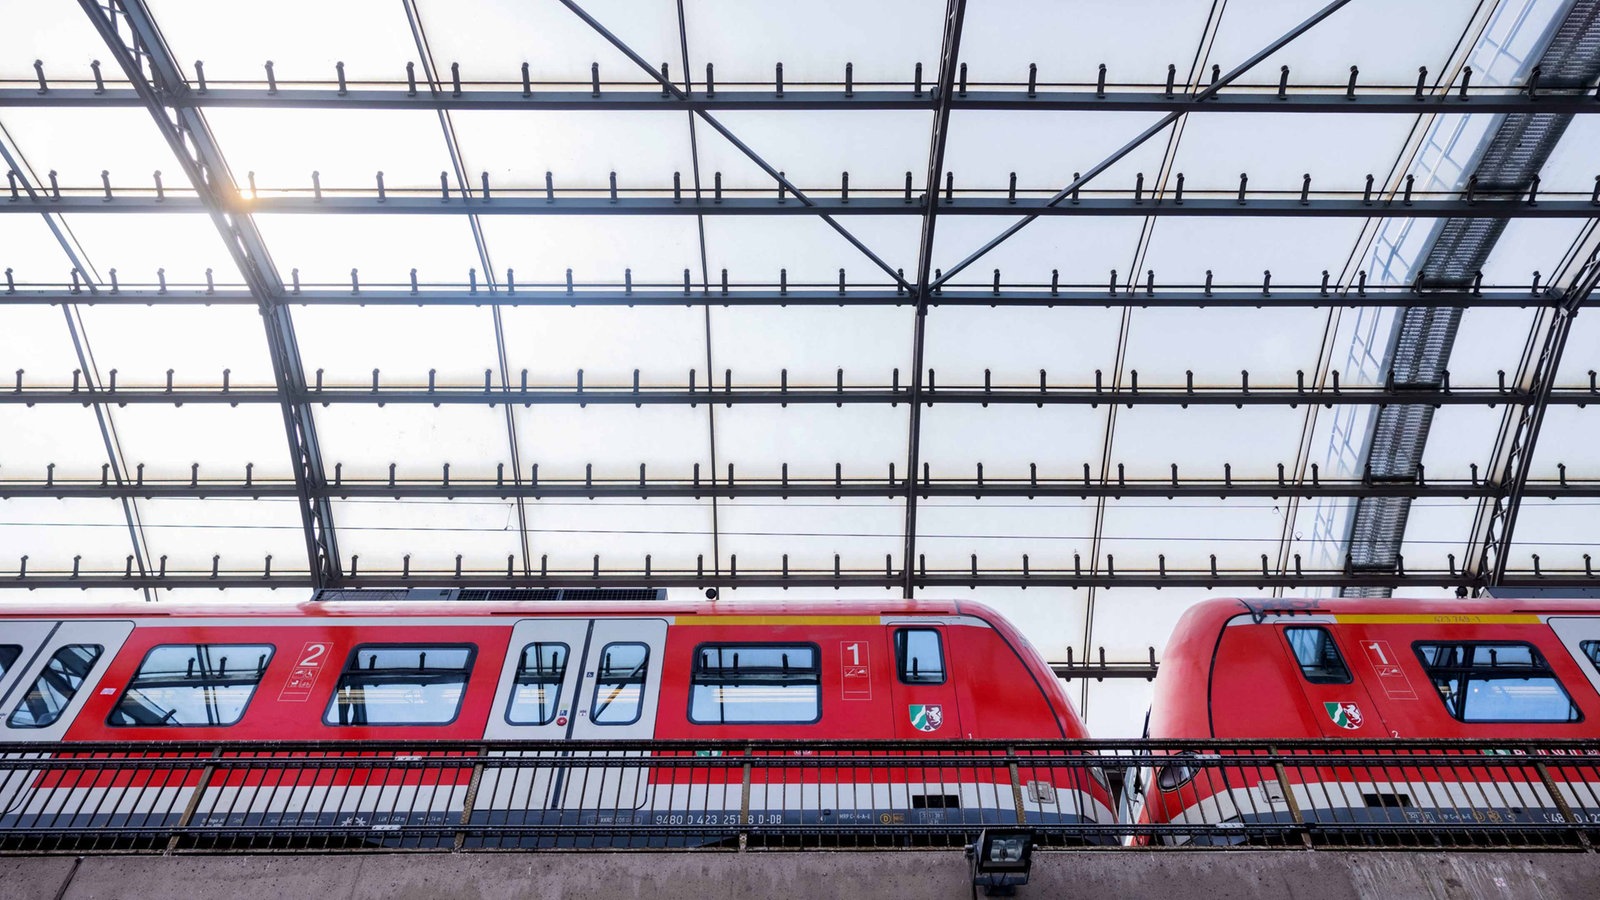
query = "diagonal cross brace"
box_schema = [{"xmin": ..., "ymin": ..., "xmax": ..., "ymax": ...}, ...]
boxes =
[{"xmin": 78, "ymin": 0, "xmax": 342, "ymax": 587}]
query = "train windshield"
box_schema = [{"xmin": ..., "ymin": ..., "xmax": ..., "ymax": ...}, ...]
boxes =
[
  {"xmin": 1414, "ymin": 642, "xmax": 1580, "ymax": 723},
  {"xmin": 6, "ymin": 645, "xmax": 103, "ymax": 729},
  {"xmin": 1283, "ymin": 627, "xmax": 1351, "ymax": 684},
  {"xmin": 109, "ymin": 643, "xmax": 275, "ymax": 727},
  {"xmin": 690, "ymin": 644, "xmax": 821, "ymax": 724},
  {"xmin": 325, "ymin": 644, "xmax": 476, "ymax": 726}
]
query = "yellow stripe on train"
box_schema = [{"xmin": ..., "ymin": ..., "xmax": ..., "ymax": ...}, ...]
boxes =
[
  {"xmin": 690, "ymin": 615, "xmax": 882, "ymax": 626},
  {"xmin": 1332, "ymin": 614, "xmax": 1544, "ymax": 625}
]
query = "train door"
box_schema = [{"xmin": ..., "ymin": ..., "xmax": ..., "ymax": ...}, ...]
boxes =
[
  {"xmin": 1546, "ymin": 617, "xmax": 1600, "ymax": 695},
  {"xmin": 0, "ymin": 620, "xmax": 134, "ymax": 742},
  {"xmin": 0, "ymin": 621, "xmax": 134, "ymax": 828},
  {"xmin": 886, "ymin": 625, "xmax": 964, "ymax": 739},
  {"xmin": 562, "ymin": 618, "xmax": 668, "ymax": 812},
  {"xmin": 478, "ymin": 619, "xmax": 591, "ymax": 825},
  {"xmin": 1276, "ymin": 624, "xmax": 1388, "ymax": 738}
]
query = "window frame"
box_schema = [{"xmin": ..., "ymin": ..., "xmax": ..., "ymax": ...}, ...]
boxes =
[
  {"xmin": 323, "ymin": 642, "xmax": 477, "ymax": 728},
  {"xmin": 894, "ymin": 628, "xmax": 948, "ymax": 686},
  {"xmin": 107, "ymin": 642, "xmax": 276, "ymax": 729},
  {"xmin": 587, "ymin": 641, "xmax": 650, "ymax": 727},
  {"xmin": 1281, "ymin": 626, "xmax": 1353, "ymax": 685},
  {"xmin": 1412, "ymin": 640, "xmax": 1583, "ymax": 725},
  {"xmin": 687, "ymin": 641, "xmax": 824, "ymax": 726},
  {"xmin": 6, "ymin": 644, "xmax": 105, "ymax": 730},
  {"xmin": 0, "ymin": 644, "xmax": 21, "ymax": 680},
  {"xmin": 503, "ymin": 640, "xmax": 571, "ymax": 727}
]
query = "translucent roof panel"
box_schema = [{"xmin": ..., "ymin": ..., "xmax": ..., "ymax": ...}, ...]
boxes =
[
  {"xmin": 57, "ymin": 215, "xmax": 239, "ymax": 288},
  {"xmin": 1, "ymin": 306, "xmax": 80, "ymax": 381},
  {"xmin": 107, "ymin": 404, "xmax": 295, "ymax": 481},
  {"xmin": 1098, "ymin": 498, "xmax": 1287, "ymax": 569},
  {"xmin": 452, "ymin": 111, "xmax": 694, "ymax": 188},
  {"xmin": 331, "ymin": 498, "xmax": 522, "ymax": 574},
  {"xmin": 479, "ymin": 216, "xmax": 702, "ymax": 286},
  {"xmin": 0, "ymin": 108, "xmax": 176, "ymax": 191},
  {"xmin": 0, "ymin": 4, "xmax": 131, "ymax": 83},
  {"xmin": 136, "ymin": 498, "xmax": 310, "ymax": 575},
  {"xmin": 0, "ymin": 214, "xmax": 74, "ymax": 283},
  {"xmin": 253, "ymin": 215, "xmax": 483, "ymax": 287},
  {"xmin": 0, "ymin": 404, "xmax": 114, "ymax": 478},
  {"xmin": 1527, "ymin": 406, "xmax": 1599, "ymax": 478},
  {"xmin": 711, "ymin": 306, "xmax": 913, "ymax": 384},
  {"xmin": 916, "ymin": 498, "xmax": 1099, "ymax": 570},
  {"xmin": 72, "ymin": 305, "xmax": 276, "ymax": 386},
  {"xmin": 959, "ymin": 0, "xmax": 1212, "ymax": 85},
  {"xmin": 208, "ymin": 109, "xmax": 454, "ymax": 193},
  {"xmin": 684, "ymin": 0, "xmax": 943, "ymax": 83},
  {"xmin": 1120, "ymin": 307, "xmax": 1329, "ymax": 383},
  {"xmin": 316, "ymin": 405, "xmax": 514, "ymax": 481},
  {"xmin": 919, "ymin": 405, "xmax": 1105, "ymax": 478},
  {"xmin": 501, "ymin": 306, "xmax": 707, "ymax": 385},
  {"xmin": 1139, "ymin": 217, "xmax": 1370, "ymax": 286},
  {"xmin": 1112, "ymin": 405, "xmax": 1307, "ymax": 478},
  {"xmin": 716, "ymin": 405, "xmax": 906, "ymax": 478},
  {"xmin": 0, "ymin": 498, "xmax": 135, "ymax": 570},
  {"xmin": 1398, "ymin": 497, "xmax": 1480, "ymax": 572},
  {"xmin": 931, "ymin": 216, "xmax": 1149, "ymax": 285},
  {"xmin": 1167, "ymin": 114, "xmax": 1421, "ymax": 194},
  {"xmin": 704, "ymin": 216, "xmax": 922, "ymax": 285},
  {"xmin": 147, "ymin": 0, "xmax": 422, "ymax": 83},
  {"xmin": 720, "ymin": 496, "xmax": 902, "ymax": 573},
  {"xmin": 698, "ymin": 110, "xmax": 931, "ymax": 190},
  {"xmin": 515, "ymin": 404, "xmax": 710, "ymax": 480},
  {"xmin": 525, "ymin": 497, "xmax": 715, "ymax": 574},
  {"xmin": 415, "ymin": 0, "xmax": 681, "ymax": 83},
  {"xmin": 293, "ymin": 305, "xmax": 501, "ymax": 383},
  {"xmin": 923, "ymin": 307, "xmax": 1126, "ymax": 384},
  {"xmin": 1505, "ymin": 499, "xmax": 1600, "ymax": 574}
]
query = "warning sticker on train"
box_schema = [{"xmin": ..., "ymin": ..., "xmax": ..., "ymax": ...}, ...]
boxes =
[
  {"xmin": 1324, "ymin": 701, "xmax": 1364, "ymax": 730},
  {"xmin": 909, "ymin": 704, "xmax": 944, "ymax": 732}
]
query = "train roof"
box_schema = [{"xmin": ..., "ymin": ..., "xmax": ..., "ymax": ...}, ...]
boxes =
[
  {"xmin": 1172, "ymin": 595, "xmax": 1600, "ymax": 636},
  {"xmin": 0, "ymin": 595, "xmax": 975, "ymax": 621}
]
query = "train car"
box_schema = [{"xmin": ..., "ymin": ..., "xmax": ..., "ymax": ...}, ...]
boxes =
[
  {"xmin": 0, "ymin": 589, "xmax": 1110, "ymax": 846},
  {"xmin": 1123, "ymin": 596, "xmax": 1600, "ymax": 844}
]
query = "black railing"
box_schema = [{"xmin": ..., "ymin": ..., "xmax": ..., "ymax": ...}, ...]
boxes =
[{"xmin": 3, "ymin": 739, "xmax": 1598, "ymax": 852}]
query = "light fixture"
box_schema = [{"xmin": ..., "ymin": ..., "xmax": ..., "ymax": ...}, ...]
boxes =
[{"xmin": 966, "ymin": 828, "xmax": 1034, "ymax": 896}]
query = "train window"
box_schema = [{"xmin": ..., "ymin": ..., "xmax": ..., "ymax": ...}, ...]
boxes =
[
  {"xmin": 108, "ymin": 644, "xmax": 275, "ymax": 728},
  {"xmin": 689, "ymin": 644, "xmax": 821, "ymax": 725},
  {"xmin": 1580, "ymin": 641, "xmax": 1600, "ymax": 670},
  {"xmin": 590, "ymin": 643, "xmax": 649, "ymax": 725},
  {"xmin": 6, "ymin": 644, "xmax": 103, "ymax": 729},
  {"xmin": 506, "ymin": 642, "xmax": 569, "ymax": 726},
  {"xmin": 1283, "ymin": 627, "xmax": 1351, "ymax": 684},
  {"xmin": 1414, "ymin": 642, "xmax": 1580, "ymax": 723},
  {"xmin": 0, "ymin": 645, "xmax": 20, "ymax": 679},
  {"xmin": 324, "ymin": 644, "xmax": 476, "ymax": 727},
  {"xmin": 895, "ymin": 629, "xmax": 946, "ymax": 685}
]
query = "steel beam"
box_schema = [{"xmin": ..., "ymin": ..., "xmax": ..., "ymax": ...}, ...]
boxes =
[
  {"xmin": 9, "ymin": 86, "xmax": 1599, "ymax": 115},
  {"xmin": 77, "ymin": 0, "xmax": 341, "ymax": 587},
  {"xmin": 4, "ymin": 477, "xmax": 1595, "ymax": 501},
  {"xmin": 1466, "ymin": 228, "xmax": 1599, "ymax": 586},
  {"xmin": 3, "ymin": 384, "xmax": 1596, "ymax": 407},
  {"xmin": 0, "ymin": 568, "xmax": 1585, "ymax": 591},
  {"xmin": 0, "ymin": 286, "xmax": 1567, "ymax": 308},
  {"xmin": 902, "ymin": 0, "xmax": 968, "ymax": 597},
  {"xmin": 6, "ymin": 194, "xmax": 1595, "ymax": 218}
]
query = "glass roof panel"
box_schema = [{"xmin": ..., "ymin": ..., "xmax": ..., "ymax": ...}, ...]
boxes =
[
  {"xmin": 1479, "ymin": 219, "xmax": 1592, "ymax": 287},
  {"xmin": 501, "ymin": 306, "xmax": 706, "ymax": 386},
  {"xmin": 915, "ymin": 498, "xmax": 1098, "ymax": 570},
  {"xmin": 526, "ymin": 497, "xmax": 715, "ymax": 576},
  {"xmin": 73, "ymin": 305, "xmax": 276, "ymax": 386},
  {"xmin": 253, "ymin": 214, "xmax": 482, "ymax": 287},
  {"xmin": 0, "ymin": 498, "xmax": 133, "ymax": 570},
  {"xmin": 1112, "ymin": 405, "xmax": 1306, "ymax": 478},
  {"xmin": 919, "ymin": 405, "xmax": 1105, "ymax": 477},
  {"xmin": 452, "ymin": 111, "xmax": 693, "ymax": 188},
  {"xmin": 147, "ymin": 0, "xmax": 422, "ymax": 83},
  {"xmin": 1168, "ymin": 114, "xmax": 1421, "ymax": 194},
  {"xmin": 1417, "ymin": 404, "xmax": 1502, "ymax": 479},
  {"xmin": 946, "ymin": 586, "xmax": 1089, "ymax": 661},
  {"xmin": 0, "ymin": 4, "xmax": 128, "ymax": 83},
  {"xmin": 959, "ymin": 0, "xmax": 1211, "ymax": 85},
  {"xmin": 719, "ymin": 496, "xmax": 901, "ymax": 574},
  {"xmin": 942, "ymin": 111, "xmax": 1172, "ymax": 198},
  {"xmin": 317, "ymin": 404, "xmax": 513, "ymax": 480},
  {"xmin": 712, "ymin": 307, "xmax": 912, "ymax": 384},
  {"xmin": 331, "ymin": 497, "xmax": 521, "ymax": 574},
  {"xmin": 1098, "ymin": 498, "xmax": 1286, "ymax": 569},
  {"xmin": 698, "ymin": 110, "xmax": 931, "ymax": 189},
  {"xmin": 703, "ymin": 215, "xmax": 922, "ymax": 285},
  {"xmin": 1397, "ymin": 497, "xmax": 1478, "ymax": 573},
  {"xmin": 0, "ymin": 404, "xmax": 112, "ymax": 477},
  {"xmin": 1539, "ymin": 116, "xmax": 1600, "ymax": 193},
  {"xmin": 0, "ymin": 214, "xmax": 73, "ymax": 283},
  {"xmin": 56, "ymin": 214, "xmax": 239, "ymax": 287},
  {"xmin": 923, "ymin": 307, "xmax": 1125, "ymax": 384},
  {"xmin": 1554, "ymin": 314, "xmax": 1600, "ymax": 387},
  {"xmin": 1527, "ymin": 406, "xmax": 1598, "ymax": 478},
  {"xmin": 1121, "ymin": 306, "xmax": 1329, "ymax": 383},
  {"xmin": 684, "ymin": 0, "xmax": 942, "ymax": 84},
  {"xmin": 208, "ymin": 109, "xmax": 453, "ymax": 193},
  {"xmin": 1, "ymin": 306, "xmax": 80, "ymax": 382},
  {"xmin": 1, "ymin": 108, "xmax": 176, "ymax": 191},
  {"xmin": 110, "ymin": 404, "xmax": 294, "ymax": 481},
  {"xmin": 1445, "ymin": 306, "xmax": 1541, "ymax": 385},
  {"xmin": 478, "ymin": 215, "xmax": 702, "ymax": 286},
  {"xmin": 1505, "ymin": 498, "xmax": 1600, "ymax": 574},
  {"xmin": 136, "ymin": 497, "xmax": 309, "ymax": 574},
  {"xmin": 292, "ymin": 305, "xmax": 499, "ymax": 384},
  {"xmin": 1139, "ymin": 216, "xmax": 1369, "ymax": 287},
  {"xmin": 1208, "ymin": 0, "xmax": 1488, "ymax": 85},
  {"xmin": 416, "ymin": 0, "xmax": 682, "ymax": 83},
  {"xmin": 716, "ymin": 404, "xmax": 905, "ymax": 478},
  {"xmin": 515, "ymin": 404, "xmax": 709, "ymax": 480}
]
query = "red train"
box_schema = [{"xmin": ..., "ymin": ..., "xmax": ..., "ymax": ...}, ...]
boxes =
[
  {"xmin": 0, "ymin": 589, "xmax": 1112, "ymax": 843},
  {"xmin": 1126, "ymin": 596, "xmax": 1600, "ymax": 843}
]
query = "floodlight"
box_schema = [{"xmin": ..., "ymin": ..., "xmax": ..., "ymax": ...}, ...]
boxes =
[{"xmin": 966, "ymin": 828, "xmax": 1034, "ymax": 896}]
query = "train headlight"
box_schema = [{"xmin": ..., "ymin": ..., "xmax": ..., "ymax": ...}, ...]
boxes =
[{"xmin": 967, "ymin": 828, "xmax": 1034, "ymax": 896}]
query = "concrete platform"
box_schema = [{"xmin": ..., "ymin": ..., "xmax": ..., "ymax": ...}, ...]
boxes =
[{"xmin": 7, "ymin": 850, "xmax": 1600, "ymax": 900}]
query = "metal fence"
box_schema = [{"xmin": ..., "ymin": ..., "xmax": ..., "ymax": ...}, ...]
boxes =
[{"xmin": 3, "ymin": 739, "xmax": 1599, "ymax": 852}]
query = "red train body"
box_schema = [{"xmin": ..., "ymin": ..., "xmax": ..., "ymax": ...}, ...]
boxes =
[
  {"xmin": 1128, "ymin": 596, "xmax": 1600, "ymax": 842},
  {"xmin": 0, "ymin": 595, "xmax": 1112, "ymax": 843}
]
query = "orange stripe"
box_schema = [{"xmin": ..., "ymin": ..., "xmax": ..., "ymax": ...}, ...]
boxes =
[
  {"xmin": 690, "ymin": 615, "xmax": 879, "ymax": 626},
  {"xmin": 1333, "ymin": 614, "xmax": 1542, "ymax": 625}
]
